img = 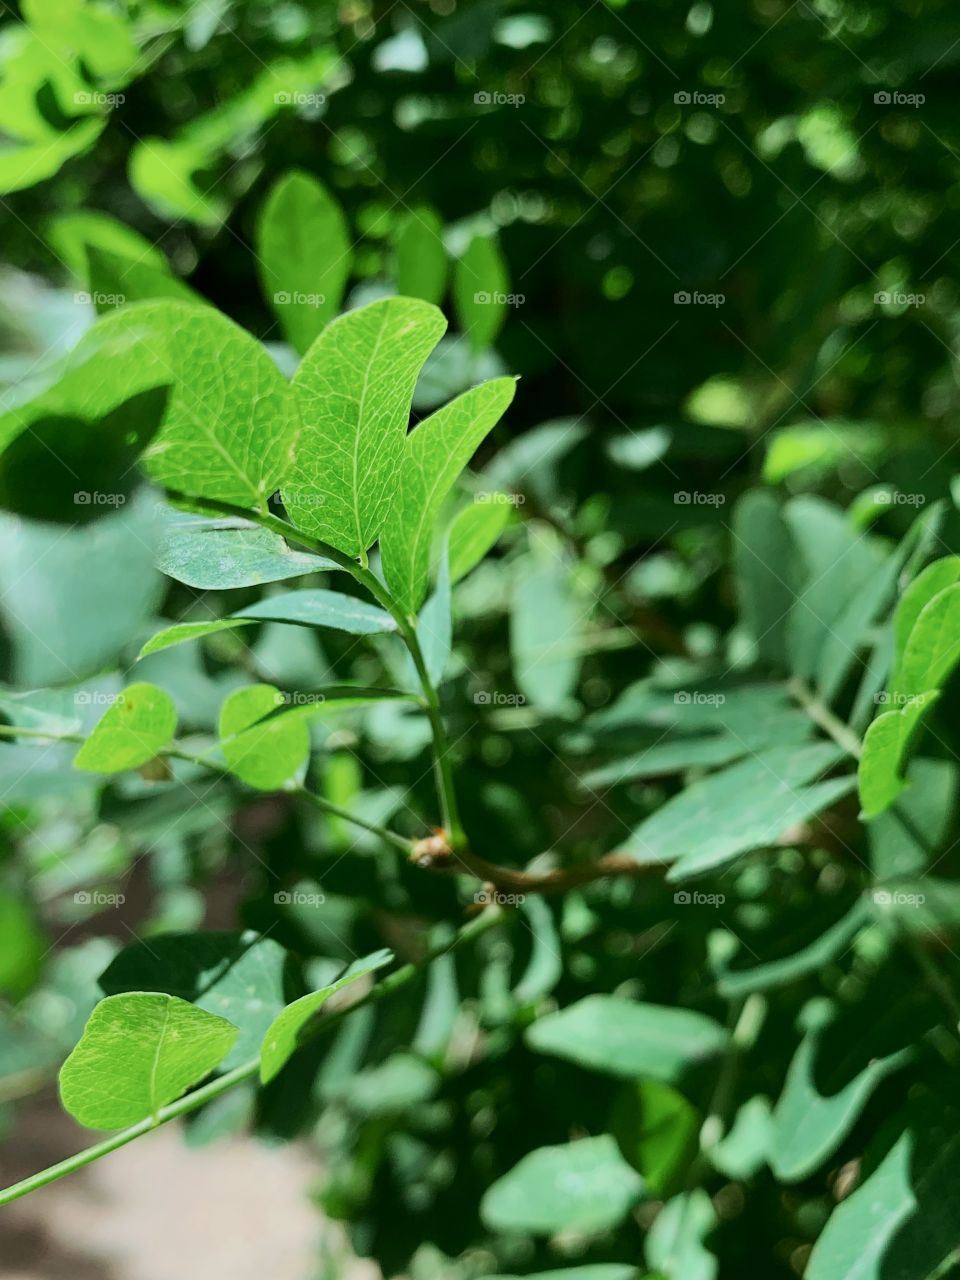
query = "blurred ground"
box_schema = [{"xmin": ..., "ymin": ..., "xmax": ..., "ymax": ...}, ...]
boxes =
[{"xmin": 0, "ymin": 1094, "xmax": 373, "ymax": 1280}]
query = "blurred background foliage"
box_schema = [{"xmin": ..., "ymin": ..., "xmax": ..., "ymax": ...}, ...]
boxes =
[{"xmin": 2, "ymin": 2, "xmax": 960, "ymax": 1279}]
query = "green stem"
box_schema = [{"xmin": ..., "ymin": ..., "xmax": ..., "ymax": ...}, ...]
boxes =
[
  {"xmin": 788, "ymin": 676, "xmax": 863, "ymax": 759},
  {"xmin": 163, "ymin": 490, "xmax": 465, "ymax": 844},
  {"xmin": 401, "ymin": 625, "xmax": 464, "ymax": 846},
  {"xmin": 0, "ymin": 905, "xmax": 507, "ymax": 1208},
  {"xmin": 295, "ymin": 786, "xmax": 414, "ymax": 853}
]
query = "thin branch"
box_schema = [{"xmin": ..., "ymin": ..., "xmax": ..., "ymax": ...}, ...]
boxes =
[
  {"xmin": 788, "ymin": 676, "xmax": 863, "ymax": 759},
  {"xmin": 0, "ymin": 904, "xmax": 508, "ymax": 1208}
]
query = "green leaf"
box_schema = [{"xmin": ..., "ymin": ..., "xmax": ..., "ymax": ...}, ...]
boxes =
[
  {"xmin": 260, "ymin": 949, "xmax": 393, "ymax": 1083},
  {"xmin": 480, "ymin": 1134, "xmax": 645, "ymax": 1235},
  {"xmin": 769, "ymin": 1004, "xmax": 913, "ymax": 1182},
  {"xmin": 219, "ymin": 684, "xmax": 310, "ymax": 790},
  {"xmin": 613, "ymin": 1079, "xmax": 700, "ymax": 1195},
  {"xmin": 583, "ymin": 735, "xmax": 747, "ymax": 789},
  {"xmin": 256, "ymin": 170, "xmax": 351, "ymax": 354},
  {"xmin": 284, "ymin": 297, "xmax": 446, "ymax": 557},
  {"xmin": 87, "ymin": 245, "xmax": 199, "ymax": 314},
  {"xmin": 381, "ymin": 376, "xmax": 516, "ymax": 614},
  {"xmin": 805, "ymin": 1101, "xmax": 960, "ymax": 1280},
  {"xmin": 526, "ymin": 995, "xmax": 729, "ymax": 1083},
  {"xmin": 890, "ymin": 583, "xmax": 960, "ymax": 701},
  {"xmin": 413, "ymin": 545, "xmax": 452, "ymax": 687},
  {"xmin": 716, "ymin": 899, "xmax": 871, "ymax": 999},
  {"xmin": 707, "ymin": 1095, "xmax": 773, "ymax": 1181},
  {"xmin": 645, "ymin": 1190, "xmax": 717, "ymax": 1280},
  {"xmin": 868, "ymin": 759, "xmax": 957, "ymax": 878},
  {"xmin": 453, "ymin": 233, "xmax": 510, "ymax": 353},
  {"xmin": 732, "ymin": 489, "xmax": 797, "ymax": 668},
  {"xmin": 0, "ymin": 493, "xmax": 163, "ymax": 686},
  {"xmin": 138, "ymin": 588, "xmax": 397, "ymax": 658},
  {"xmin": 393, "ymin": 207, "xmax": 448, "ymax": 304},
  {"xmin": 620, "ymin": 743, "xmax": 850, "ymax": 877},
  {"xmin": 785, "ymin": 498, "xmax": 881, "ymax": 680},
  {"xmin": 892, "ymin": 556, "xmax": 960, "ymax": 673},
  {"xmin": 100, "ymin": 931, "xmax": 289, "ymax": 1070},
  {"xmin": 59, "ymin": 992, "xmax": 238, "ymax": 1129},
  {"xmin": 156, "ymin": 515, "xmax": 335, "ymax": 588},
  {"xmin": 448, "ymin": 497, "xmax": 512, "ymax": 584},
  {"xmin": 858, "ymin": 690, "xmax": 940, "ymax": 819},
  {"xmin": 512, "ymin": 537, "xmax": 585, "ymax": 713},
  {"xmin": 139, "ymin": 301, "xmax": 300, "ymax": 507},
  {"xmin": 74, "ymin": 682, "xmax": 177, "ymax": 774},
  {"xmin": 0, "ymin": 891, "xmax": 45, "ymax": 1000},
  {"xmin": 47, "ymin": 210, "xmax": 169, "ymax": 281}
]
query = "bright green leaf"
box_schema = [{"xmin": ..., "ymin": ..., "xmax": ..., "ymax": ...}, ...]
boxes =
[
  {"xmin": 219, "ymin": 684, "xmax": 310, "ymax": 790},
  {"xmin": 260, "ymin": 949, "xmax": 393, "ymax": 1083},
  {"xmin": 890, "ymin": 583, "xmax": 960, "ymax": 701},
  {"xmin": 448, "ymin": 497, "xmax": 512, "ymax": 584},
  {"xmin": 381, "ymin": 376, "xmax": 517, "ymax": 614},
  {"xmin": 74, "ymin": 682, "xmax": 177, "ymax": 774},
  {"xmin": 284, "ymin": 297, "xmax": 446, "ymax": 556},
  {"xmin": 59, "ymin": 992, "xmax": 238, "ymax": 1129},
  {"xmin": 100, "ymin": 931, "xmax": 288, "ymax": 1070},
  {"xmin": 858, "ymin": 690, "xmax": 940, "ymax": 819}
]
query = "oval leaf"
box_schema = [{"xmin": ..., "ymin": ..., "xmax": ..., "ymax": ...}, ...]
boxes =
[
  {"xmin": 59, "ymin": 992, "xmax": 238, "ymax": 1129},
  {"xmin": 74, "ymin": 682, "xmax": 177, "ymax": 774}
]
